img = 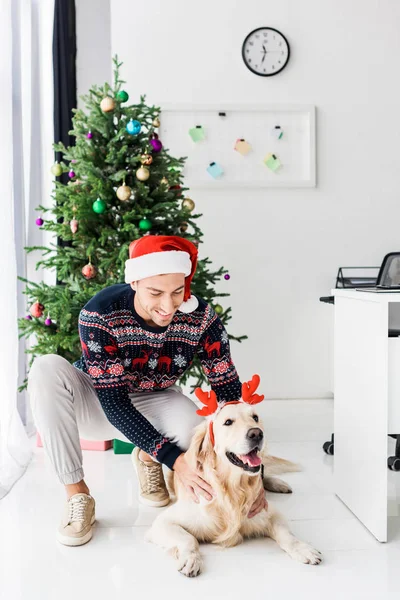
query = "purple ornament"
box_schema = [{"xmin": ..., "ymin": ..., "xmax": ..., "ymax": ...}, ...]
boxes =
[
  {"xmin": 25, "ymin": 315, "xmax": 32, "ymax": 320},
  {"xmin": 68, "ymin": 170, "xmax": 75, "ymax": 178},
  {"xmin": 36, "ymin": 217, "xmax": 44, "ymax": 226},
  {"xmin": 224, "ymin": 273, "xmax": 231, "ymax": 280},
  {"xmin": 45, "ymin": 318, "xmax": 52, "ymax": 326},
  {"xmin": 150, "ymin": 138, "xmax": 163, "ymax": 153},
  {"xmin": 87, "ymin": 131, "xmax": 93, "ymax": 139}
]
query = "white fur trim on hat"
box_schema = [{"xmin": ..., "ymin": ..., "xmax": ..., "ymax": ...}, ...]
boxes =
[
  {"xmin": 124, "ymin": 250, "xmax": 191, "ymax": 283},
  {"xmin": 178, "ymin": 295, "xmax": 199, "ymax": 313}
]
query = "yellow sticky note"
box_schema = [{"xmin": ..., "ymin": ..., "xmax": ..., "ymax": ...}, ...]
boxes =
[
  {"xmin": 264, "ymin": 153, "xmax": 282, "ymax": 172},
  {"xmin": 234, "ymin": 139, "xmax": 252, "ymax": 156}
]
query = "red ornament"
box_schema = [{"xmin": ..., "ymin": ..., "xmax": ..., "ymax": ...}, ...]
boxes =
[
  {"xmin": 82, "ymin": 262, "xmax": 97, "ymax": 280},
  {"xmin": 30, "ymin": 302, "xmax": 44, "ymax": 318}
]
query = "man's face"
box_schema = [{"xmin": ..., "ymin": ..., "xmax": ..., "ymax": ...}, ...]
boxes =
[{"xmin": 131, "ymin": 273, "xmax": 185, "ymax": 327}]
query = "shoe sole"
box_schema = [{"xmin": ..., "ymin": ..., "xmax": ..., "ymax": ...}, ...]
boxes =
[
  {"xmin": 132, "ymin": 450, "xmax": 170, "ymax": 507},
  {"xmin": 138, "ymin": 495, "xmax": 170, "ymax": 507},
  {"xmin": 56, "ymin": 513, "xmax": 96, "ymax": 547}
]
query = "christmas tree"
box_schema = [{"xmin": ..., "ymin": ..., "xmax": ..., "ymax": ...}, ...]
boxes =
[{"xmin": 18, "ymin": 56, "xmax": 246, "ymax": 390}]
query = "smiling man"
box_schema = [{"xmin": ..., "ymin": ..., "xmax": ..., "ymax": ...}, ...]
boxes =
[{"xmin": 28, "ymin": 235, "xmax": 266, "ymax": 547}]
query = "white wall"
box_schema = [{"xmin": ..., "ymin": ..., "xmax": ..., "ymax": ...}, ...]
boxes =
[
  {"xmin": 78, "ymin": 0, "xmax": 400, "ymax": 398},
  {"xmin": 75, "ymin": 0, "xmax": 111, "ymax": 108}
]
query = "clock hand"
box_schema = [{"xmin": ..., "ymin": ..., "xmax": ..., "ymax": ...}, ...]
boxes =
[{"xmin": 261, "ymin": 54, "xmax": 266, "ymax": 63}]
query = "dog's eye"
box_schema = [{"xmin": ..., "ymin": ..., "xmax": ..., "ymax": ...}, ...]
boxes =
[
  {"xmin": 253, "ymin": 415, "xmax": 259, "ymax": 423},
  {"xmin": 224, "ymin": 419, "xmax": 234, "ymax": 426}
]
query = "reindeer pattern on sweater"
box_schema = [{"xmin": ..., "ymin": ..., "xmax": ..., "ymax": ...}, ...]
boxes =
[{"xmin": 74, "ymin": 284, "xmax": 241, "ymax": 468}]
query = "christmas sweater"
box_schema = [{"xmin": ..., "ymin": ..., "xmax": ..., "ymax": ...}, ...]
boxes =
[{"xmin": 74, "ymin": 283, "xmax": 242, "ymax": 469}]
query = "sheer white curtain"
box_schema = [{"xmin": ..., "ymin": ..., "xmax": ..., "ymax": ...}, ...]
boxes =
[{"xmin": 0, "ymin": 0, "xmax": 54, "ymax": 499}]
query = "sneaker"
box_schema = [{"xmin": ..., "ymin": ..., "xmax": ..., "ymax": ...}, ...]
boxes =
[
  {"xmin": 131, "ymin": 447, "xmax": 170, "ymax": 507},
  {"xmin": 57, "ymin": 493, "xmax": 96, "ymax": 547}
]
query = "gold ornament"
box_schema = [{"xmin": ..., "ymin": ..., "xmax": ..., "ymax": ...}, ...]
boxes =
[
  {"xmin": 100, "ymin": 97, "xmax": 116, "ymax": 113},
  {"xmin": 152, "ymin": 117, "xmax": 160, "ymax": 128},
  {"xmin": 136, "ymin": 166, "xmax": 150, "ymax": 181},
  {"xmin": 116, "ymin": 184, "xmax": 132, "ymax": 201},
  {"xmin": 160, "ymin": 177, "xmax": 168, "ymax": 186},
  {"xmin": 182, "ymin": 197, "xmax": 195, "ymax": 212},
  {"xmin": 140, "ymin": 153, "xmax": 153, "ymax": 166},
  {"xmin": 179, "ymin": 222, "xmax": 189, "ymax": 233},
  {"xmin": 51, "ymin": 162, "xmax": 63, "ymax": 177}
]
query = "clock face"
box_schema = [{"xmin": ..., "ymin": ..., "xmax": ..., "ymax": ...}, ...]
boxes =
[{"xmin": 242, "ymin": 27, "xmax": 290, "ymax": 77}]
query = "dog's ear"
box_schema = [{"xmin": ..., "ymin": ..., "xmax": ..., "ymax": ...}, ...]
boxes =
[{"xmin": 185, "ymin": 420, "xmax": 214, "ymax": 470}]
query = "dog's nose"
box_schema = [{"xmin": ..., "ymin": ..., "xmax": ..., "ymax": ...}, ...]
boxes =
[{"xmin": 246, "ymin": 428, "xmax": 263, "ymax": 444}]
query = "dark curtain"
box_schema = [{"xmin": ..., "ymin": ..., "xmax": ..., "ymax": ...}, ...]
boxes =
[{"xmin": 52, "ymin": 0, "xmax": 77, "ymax": 263}]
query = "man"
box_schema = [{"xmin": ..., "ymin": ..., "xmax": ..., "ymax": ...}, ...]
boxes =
[{"xmin": 28, "ymin": 235, "xmax": 266, "ymax": 547}]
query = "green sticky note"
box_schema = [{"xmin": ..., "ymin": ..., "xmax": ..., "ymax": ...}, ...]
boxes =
[
  {"xmin": 264, "ymin": 153, "xmax": 282, "ymax": 172},
  {"xmin": 189, "ymin": 126, "xmax": 206, "ymax": 142}
]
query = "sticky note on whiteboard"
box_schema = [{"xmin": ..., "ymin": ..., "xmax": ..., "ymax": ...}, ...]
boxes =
[
  {"xmin": 207, "ymin": 162, "xmax": 224, "ymax": 178},
  {"xmin": 264, "ymin": 153, "xmax": 282, "ymax": 172},
  {"xmin": 234, "ymin": 139, "xmax": 252, "ymax": 156},
  {"xmin": 272, "ymin": 126, "xmax": 284, "ymax": 140},
  {"xmin": 189, "ymin": 126, "xmax": 206, "ymax": 142}
]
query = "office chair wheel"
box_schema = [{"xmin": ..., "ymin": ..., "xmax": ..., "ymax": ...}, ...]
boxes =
[
  {"xmin": 323, "ymin": 434, "xmax": 334, "ymax": 456},
  {"xmin": 323, "ymin": 441, "xmax": 334, "ymax": 455},
  {"xmin": 388, "ymin": 456, "xmax": 400, "ymax": 471}
]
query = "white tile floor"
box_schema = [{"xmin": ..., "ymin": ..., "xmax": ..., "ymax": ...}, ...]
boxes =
[{"xmin": 2, "ymin": 399, "xmax": 400, "ymax": 600}]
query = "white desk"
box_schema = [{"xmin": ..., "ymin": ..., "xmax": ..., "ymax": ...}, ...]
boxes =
[{"xmin": 333, "ymin": 289, "xmax": 400, "ymax": 542}]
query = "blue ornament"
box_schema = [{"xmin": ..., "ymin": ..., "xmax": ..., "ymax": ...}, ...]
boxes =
[{"xmin": 126, "ymin": 119, "xmax": 141, "ymax": 135}]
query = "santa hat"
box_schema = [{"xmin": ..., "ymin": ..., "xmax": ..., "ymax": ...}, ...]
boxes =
[{"xmin": 124, "ymin": 235, "xmax": 199, "ymax": 313}]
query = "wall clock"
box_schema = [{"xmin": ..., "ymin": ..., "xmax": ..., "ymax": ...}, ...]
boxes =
[{"xmin": 242, "ymin": 27, "xmax": 290, "ymax": 76}]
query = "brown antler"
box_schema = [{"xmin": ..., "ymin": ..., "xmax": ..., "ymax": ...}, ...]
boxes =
[
  {"xmin": 195, "ymin": 388, "xmax": 218, "ymax": 416},
  {"xmin": 242, "ymin": 374, "xmax": 264, "ymax": 405}
]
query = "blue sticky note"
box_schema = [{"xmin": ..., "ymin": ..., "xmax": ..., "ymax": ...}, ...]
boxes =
[{"xmin": 207, "ymin": 162, "xmax": 224, "ymax": 179}]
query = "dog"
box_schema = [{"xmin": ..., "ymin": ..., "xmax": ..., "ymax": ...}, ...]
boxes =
[{"xmin": 146, "ymin": 376, "xmax": 322, "ymax": 577}]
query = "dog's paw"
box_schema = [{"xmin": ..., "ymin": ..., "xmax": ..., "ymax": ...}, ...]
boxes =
[
  {"xmin": 263, "ymin": 476, "xmax": 292, "ymax": 494},
  {"xmin": 287, "ymin": 541, "xmax": 322, "ymax": 565},
  {"xmin": 177, "ymin": 552, "xmax": 202, "ymax": 577}
]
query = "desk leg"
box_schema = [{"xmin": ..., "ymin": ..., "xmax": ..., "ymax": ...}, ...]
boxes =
[{"xmin": 334, "ymin": 296, "xmax": 388, "ymax": 542}]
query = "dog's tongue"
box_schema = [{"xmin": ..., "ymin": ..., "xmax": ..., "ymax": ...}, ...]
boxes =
[{"xmin": 238, "ymin": 450, "xmax": 262, "ymax": 467}]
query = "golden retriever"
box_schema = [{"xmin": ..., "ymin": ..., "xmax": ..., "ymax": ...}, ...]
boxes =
[{"xmin": 147, "ymin": 400, "xmax": 322, "ymax": 577}]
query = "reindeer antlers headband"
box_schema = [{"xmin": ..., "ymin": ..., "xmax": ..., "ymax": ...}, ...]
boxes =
[
  {"xmin": 195, "ymin": 374, "xmax": 264, "ymax": 417},
  {"xmin": 195, "ymin": 375, "xmax": 264, "ymax": 445}
]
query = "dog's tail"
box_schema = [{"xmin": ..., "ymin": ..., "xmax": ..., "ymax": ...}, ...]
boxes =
[{"xmin": 262, "ymin": 455, "xmax": 301, "ymax": 475}]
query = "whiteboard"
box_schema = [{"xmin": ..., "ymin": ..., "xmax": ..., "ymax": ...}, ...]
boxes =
[{"xmin": 159, "ymin": 104, "xmax": 316, "ymax": 189}]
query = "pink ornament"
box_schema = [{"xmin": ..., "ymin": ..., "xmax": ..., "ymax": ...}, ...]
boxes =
[
  {"xmin": 25, "ymin": 315, "xmax": 32, "ymax": 320},
  {"xmin": 224, "ymin": 273, "xmax": 231, "ymax": 280},
  {"xmin": 150, "ymin": 138, "xmax": 163, "ymax": 152},
  {"xmin": 71, "ymin": 159, "xmax": 77, "ymax": 164},
  {"xmin": 70, "ymin": 219, "xmax": 79, "ymax": 234},
  {"xmin": 87, "ymin": 131, "xmax": 93, "ymax": 139},
  {"xmin": 36, "ymin": 217, "xmax": 44, "ymax": 226},
  {"xmin": 30, "ymin": 302, "xmax": 44, "ymax": 318},
  {"xmin": 45, "ymin": 318, "xmax": 52, "ymax": 326},
  {"xmin": 68, "ymin": 170, "xmax": 75, "ymax": 178},
  {"xmin": 82, "ymin": 263, "xmax": 97, "ymax": 280}
]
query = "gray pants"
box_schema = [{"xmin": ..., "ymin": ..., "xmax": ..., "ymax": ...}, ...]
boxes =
[{"xmin": 28, "ymin": 354, "xmax": 202, "ymax": 485}]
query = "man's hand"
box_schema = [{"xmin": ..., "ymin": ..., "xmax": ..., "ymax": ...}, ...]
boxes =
[
  {"xmin": 173, "ymin": 453, "xmax": 215, "ymax": 504},
  {"xmin": 248, "ymin": 487, "xmax": 268, "ymax": 519}
]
